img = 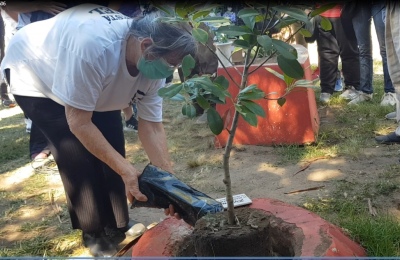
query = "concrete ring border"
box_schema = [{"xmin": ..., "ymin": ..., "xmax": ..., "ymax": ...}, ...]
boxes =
[{"xmin": 132, "ymin": 198, "xmax": 367, "ymax": 257}]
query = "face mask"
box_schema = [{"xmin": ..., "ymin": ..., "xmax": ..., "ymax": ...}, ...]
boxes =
[{"xmin": 137, "ymin": 56, "xmax": 176, "ymax": 80}]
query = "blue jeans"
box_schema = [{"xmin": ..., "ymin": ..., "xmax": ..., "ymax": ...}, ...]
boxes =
[{"xmin": 352, "ymin": 1, "xmax": 395, "ymax": 94}]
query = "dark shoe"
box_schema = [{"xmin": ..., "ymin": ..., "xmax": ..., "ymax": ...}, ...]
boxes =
[
  {"xmin": 82, "ymin": 231, "xmax": 117, "ymax": 257},
  {"xmin": 123, "ymin": 115, "xmax": 138, "ymax": 132},
  {"xmin": 375, "ymin": 132, "xmax": 400, "ymax": 144},
  {"xmin": 104, "ymin": 226, "xmax": 126, "ymax": 246},
  {"xmin": 104, "ymin": 219, "xmax": 143, "ymax": 245}
]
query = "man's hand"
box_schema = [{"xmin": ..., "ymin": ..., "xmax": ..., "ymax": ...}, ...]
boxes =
[
  {"xmin": 164, "ymin": 204, "xmax": 181, "ymax": 220},
  {"xmin": 121, "ymin": 167, "xmax": 148, "ymax": 203}
]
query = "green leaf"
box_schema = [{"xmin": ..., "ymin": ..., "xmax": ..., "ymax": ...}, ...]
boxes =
[
  {"xmin": 189, "ymin": 77, "xmax": 229, "ymax": 102},
  {"xmin": 195, "ymin": 4, "xmax": 221, "ymax": 12},
  {"xmin": 181, "ymin": 55, "xmax": 196, "ymax": 78},
  {"xmin": 277, "ymin": 55, "xmax": 304, "ymax": 79},
  {"xmin": 170, "ymin": 93, "xmax": 185, "ymax": 101},
  {"xmin": 274, "ymin": 16, "xmax": 298, "ymax": 29},
  {"xmin": 320, "ymin": 16, "xmax": 332, "ymax": 31},
  {"xmin": 196, "ymin": 95, "xmax": 211, "ymax": 110},
  {"xmin": 293, "ymin": 79, "xmax": 317, "ymax": 88},
  {"xmin": 237, "ymin": 8, "xmax": 260, "ymax": 18},
  {"xmin": 182, "ymin": 103, "xmax": 197, "ymax": 118},
  {"xmin": 192, "ymin": 28, "xmax": 209, "ymax": 44},
  {"xmin": 241, "ymin": 34, "xmax": 257, "ymax": 46},
  {"xmin": 240, "ymin": 100, "xmax": 266, "ymax": 117},
  {"xmin": 284, "ymin": 73, "xmax": 295, "ymax": 87},
  {"xmin": 192, "ymin": 10, "xmax": 210, "ymax": 21},
  {"xmin": 216, "ymin": 25, "xmax": 253, "ymax": 37},
  {"xmin": 234, "ymin": 103, "xmax": 244, "ymax": 114},
  {"xmin": 198, "ymin": 17, "xmax": 230, "ymax": 23},
  {"xmin": 241, "ymin": 16, "xmax": 256, "ymax": 30},
  {"xmin": 207, "ymin": 107, "xmax": 224, "ymax": 135},
  {"xmin": 188, "ymin": 3, "xmax": 203, "ymax": 12},
  {"xmin": 271, "ymin": 6, "xmax": 309, "ymax": 24},
  {"xmin": 254, "ymin": 14, "xmax": 264, "ymax": 23},
  {"xmin": 239, "ymin": 84, "xmax": 265, "ymax": 100},
  {"xmin": 213, "ymin": 75, "xmax": 229, "ymax": 89},
  {"xmin": 299, "ymin": 28, "xmax": 312, "ymax": 38},
  {"xmin": 272, "ymin": 39, "xmax": 297, "ymax": 60},
  {"xmin": 238, "ymin": 106, "xmax": 258, "ymax": 126},
  {"xmin": 157, "ymin": 17, "xmax": 185, "ymax": 24},
  {"xmin": 233, "ymin": 39, "xmax": 251, "ymax": 49},
  {"xmin": 158, "ymin": 83, "xmax": 183, "ymax": 98},
  {"xmin": 174, "ymin": 3, "xmax": 200, "ymax": 18},
  {"xmin": 257, "ymin": 35, "xmax": 272, "ymax": 51},
  {"xmin": 265, "ymin": 67, "xmax": 284, "ymax": 80},
  {"xmin": 239, "ymin": 84, "xmax": 257, "ymax": 94},
  {"xmin": 175, "ymin": 6, "xmax": 188, "ymax": 18},
  {"xmin": 188, "ymin": 77, "xmax": 215, "ymax": 89},
  {"xmin": 310, "ymin": 4, "xmax": 337, "ymax": 17},
  {"xmin": 277, "ymin": 97, "xmax": 286, "ymax": 107}
]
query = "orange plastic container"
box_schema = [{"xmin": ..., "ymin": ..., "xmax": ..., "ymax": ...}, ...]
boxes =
[{"xmin": 215, "ymin": 45, "xmax": 319, "ymax": 147}]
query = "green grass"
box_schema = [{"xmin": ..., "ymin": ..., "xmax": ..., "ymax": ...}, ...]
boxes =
[
  {"xmin": 304, "ymin": 160, "xmax": 400, "ymax": 256},
  {"xmin": 276, "ymin": 72, "xmax": 400, "ymax": 256},
  {"xmin": 0, "ymin": 230, "xmax": 81, "ymax": 257},
  {"xmin": 304, "ymin": 195, "xmax": 400, "ymax": 256}
]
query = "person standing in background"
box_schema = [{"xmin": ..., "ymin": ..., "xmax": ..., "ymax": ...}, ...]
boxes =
[
  {"xmin": 375, "ymin": 2, "xmax": 400, "ymax": 144},
  {"xmin": 342, "ymin": 1, "xmax": 396, "ymax": 106},
  {"xmin": 4, "ymin": 1, "xmax": 68, "ymax": 161},
  {"xmin": 0, "ymin": 8, "xmax": 16, "ymax": 108},
  {"xmin": 315, "ymin": 3, "xmax": 360, "ymax": 104}
]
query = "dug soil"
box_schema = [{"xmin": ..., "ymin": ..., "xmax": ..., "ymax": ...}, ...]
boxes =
[{"xmin": 175, "ymin": 207, "xmax": 303, "ymax": 257}]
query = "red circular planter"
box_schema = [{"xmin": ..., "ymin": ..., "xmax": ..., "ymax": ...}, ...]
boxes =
[{"xmin": 132, "ymin": 198, "xmax": 367, "ymax": 257}]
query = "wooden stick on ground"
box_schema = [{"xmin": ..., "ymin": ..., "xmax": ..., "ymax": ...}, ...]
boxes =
[
  {"xmin": 284, "ymin": 185, "xmax": 325, "ymax": 195},
  {"xmin": 293, "ymin": 156, "xmax": 329, "ymax": 176},
  {"xmin": 367, "ymin": 198, "xmax": 377, "ymax": 216}
]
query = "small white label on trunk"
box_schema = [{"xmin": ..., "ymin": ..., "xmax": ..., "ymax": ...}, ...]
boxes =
[{"xmin": 216, "ymin": 194, "xmax": 252, "ymax": 209}]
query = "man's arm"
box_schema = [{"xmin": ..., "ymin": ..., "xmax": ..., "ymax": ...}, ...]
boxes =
[
  {"xmin": 138, "ymin": 117, "xmax": 182, "ymax": 218},
  {"xmin": 65, "ymin": 104, "xmax": 147, "ymax": 202},
  {"xmin": 138, "ymin": 118, "xmax": 174, "ymax": 173},
  {"xmin": 1, "ymin": 7, "xmax": 18, "ymax": 22}
]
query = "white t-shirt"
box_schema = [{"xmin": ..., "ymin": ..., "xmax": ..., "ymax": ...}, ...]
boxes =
[{"xmin": 1, "ymin": 3, "xmax": 164, "ymax": 122}]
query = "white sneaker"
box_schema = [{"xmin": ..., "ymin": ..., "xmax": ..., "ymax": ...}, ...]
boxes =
[
  {"xmin": 385, "ymin": 111, "xmax": 396, "ymax": 120},
  {"xmin": 24, "ymin": 118, "xmax": 32, "ymax": 133},
  {"xmin": 380, "ymin": 92, "xmax": 397, "ymax": 106},
  {"xmin": 348, "ymin": 92, "xmax": 373, "ymax": 105},
  {"xmin": 319, "ymin": 93, "xmax": 332, "ymax": 103},
  {"xmin": 339, "ymin": 86, "xmax": 358, "ymax": 100}
]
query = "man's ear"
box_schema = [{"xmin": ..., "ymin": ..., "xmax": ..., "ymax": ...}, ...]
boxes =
[{"xmin": 140, "ymin": 38, "xmax": 153, "ymax": 52}]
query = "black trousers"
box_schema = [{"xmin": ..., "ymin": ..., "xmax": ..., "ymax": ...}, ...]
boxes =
[
  {"xmin": 13, "ymin": 94, "xmax": 129, "ymax": 233},
  {"xmin": 29, "ymin": 120, "xmax": 50, "ymax": 158},
  {"xmin": 317, "ymin": 17, "xmax": 360, "ymax": 94}
]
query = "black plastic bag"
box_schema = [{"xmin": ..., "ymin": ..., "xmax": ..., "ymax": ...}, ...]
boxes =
[{"xmin": 131, "ymin": 164, "xmax": 224, "ymax": 226}]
